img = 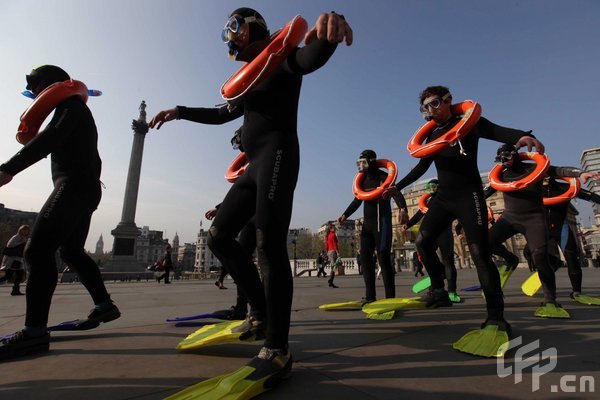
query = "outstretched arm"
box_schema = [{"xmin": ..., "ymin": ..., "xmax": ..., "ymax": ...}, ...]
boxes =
[
  {"xmin": 288, "ymin": 12, "xmax": 352, "ymax": 75},
  {"xmin": 149, "ymin": 104, "xmax": 243, "ymax": 130}
]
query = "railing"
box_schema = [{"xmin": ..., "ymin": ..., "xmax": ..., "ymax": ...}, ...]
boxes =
[{"xmin": 292, "ymin": 258, "xmax": 359, "ymax": 277}]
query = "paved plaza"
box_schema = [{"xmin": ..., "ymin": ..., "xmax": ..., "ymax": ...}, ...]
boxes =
[{"xmin": 1, "ymin": 267, "xmax": 599, "ymax": 400}]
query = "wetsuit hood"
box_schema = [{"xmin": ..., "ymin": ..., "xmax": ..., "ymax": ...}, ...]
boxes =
[{"xmin": 26, "ymin": 65, "xmax": 70, "ymax": 92}]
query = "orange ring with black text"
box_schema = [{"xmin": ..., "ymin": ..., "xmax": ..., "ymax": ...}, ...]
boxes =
[
  {"xmin": 225, "ymin": 152, "xmax": 249, "ymax": 183},
  {"xmin": 17, "ymin": 80, "xmax": 89, "ymax": 145},
  {"xmin": 221, "ymin": 15, "xmax": 308, "ymax": 102},
  {"xmin": 407, "ymin": 100, "xmax": 482, "ymax": 158},
  {"xmin": 488, "ymin": 152, "xmax": 550, "ymax": 192},
  {"xmin": 418, "ymin": 192, "xmax": 431, "ymax": 213},
  {"xmin": 352, "ymin": 159, "xmax": 398, "ymax": 201},
  {"xmin": 543, "ymin": 177, "xmax": 581, "ymax": 206}
]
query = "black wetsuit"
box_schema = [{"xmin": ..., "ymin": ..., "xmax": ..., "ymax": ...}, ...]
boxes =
[
  {"xmin": 214, "ymin": 202, "xmax": 255, "ymax": 313},
  {"xmin": 0, "ymin": 96, "xmax": 109, "ymax": 328},
  {"xmin": 485, "ymin": 164, "xmax": 582, "ymax": 302},
  {"xmin": 396, "ymin": 116, "xmax": 531, "ymax": 321},
  {"xmin": 176, "ymin": 39, "xmax": 337, "ymax": 349},
  {"xmin": 543, "ymin": 181, "xmax": 600, "ymax": 292},
  {"xmin": 342, "ymin": 168, "xmax": 407, "ymax": 300},
  {"xmin": 406, "ymin": 198, "xmax": 457, "ymax": 292}
]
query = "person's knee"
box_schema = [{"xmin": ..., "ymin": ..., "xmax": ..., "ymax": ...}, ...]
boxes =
[
  {"xmin": 415, "ymin": 231, "xmax": 435, "ymax": 254},
  {"xmin": 24, "ymin": 241, "xmax": 50, "ymax": 268},
  {"xmin": 468, "ymin": 243, "xmax": 488, "ymax": 266},
  {"xmin": 59, "ymin": 246, "xmax": 86, "ymax": 264},
  {"xmin": 207, "ymin": 226, "xmax": 226, "ymax": 253}
]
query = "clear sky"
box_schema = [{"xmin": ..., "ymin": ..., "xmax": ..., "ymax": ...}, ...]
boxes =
[{"xmin": 1, "ymin": 0, "xmax": 599, "ymax": 252}]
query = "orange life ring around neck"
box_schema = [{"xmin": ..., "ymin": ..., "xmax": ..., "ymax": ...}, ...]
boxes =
[
  {"xmin": 418, "ymin": 192, "xmax": 431, "ymax": 213},
  {"xmin": 352, "ymin": 159, "xmax": 398, "ymax": 201},
  {"xmin": 407, "ymin": 100, "xmax": 482, "ymax": 158},
  {"xmin": 17, "ymin": 80, "xmax": 88, "ymax": 145},
  {"xmin": 225, "ymin": 152, "xmax": 249, "ymax": 183},
  {"xmin": 543, "ymin": 177, "xmax": 581, "ymax": 206},
  {"xmin": 488, "ymin": 152, "xmax": 550, "ymax": 192},
  {"xmin": 221, "ymin": 15, "xmax": 308, "ymax": 102}
]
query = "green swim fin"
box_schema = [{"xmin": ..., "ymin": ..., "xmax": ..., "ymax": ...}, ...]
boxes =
[
  {"xmin": 318, "ymin": 300, "xmax": 364, "ymax": 311},
  {"xmin": 165, "ymin": 348, "xmax": 292, "ymax": 400},
  {"xmin": 498, "ymin": 265, "xmax": 515, "ymax": 288},
  {"xmin": 572, "ymin": 293, "xmax": 600, "ymax": 306},
  {"xmin": 411, "ymin": 276, "xmax": 431, "ymax": 293},
  {"xmin": 177, "ymin": 320, "xmax": 248, "ymax": 351},
  {"xmin": 534, "ymin": 303, "xmax": 570, "ymax": 319},
  {"xmin": 521, "ymin": 272, "xmax": 542, "ymax": 296},
  {"xmin": 448, "ymin": 292, "xmax": 461, "ymax": 303},
  {"xmin": 453, "ymin": 323, "xmax": 510, "ymax": 358}
]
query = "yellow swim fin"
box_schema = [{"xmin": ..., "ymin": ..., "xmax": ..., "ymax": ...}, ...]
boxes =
[
  {"xmin": 498, "ymin": 265, "xmax": 515, "ymax": 288},
  {"xmin": 534, "ymin": 302, "xmax": 570, "ymax": 319},
  {"xmin": 319, "ymin": 300, "xmax": 364, "ymax": 311},
  {"xmin": 177, "ymin": 320, "xmax": 248, "ymax": 351},
  {"xmin": 362, "ymin": 297, "xmax": 425, "ymax": 314},
  {"xmin": 521, "ymin": 272, "xmax": 542, "ymax": 296},
  {"xmin": 572, "ymin": 293, "xmax": 600, "ymax": 306},
  {"xmin": 165, "ymin": 349, "xmax": 292, "ymax": 400},
  {"xmin": 453, "ymin": 322, "xmax": 510, "ymax": 358}
]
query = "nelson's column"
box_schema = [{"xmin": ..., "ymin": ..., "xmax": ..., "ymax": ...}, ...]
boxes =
[{"xmin": 104, "ymin": 101, "xmax": 149, "ymax": 273}]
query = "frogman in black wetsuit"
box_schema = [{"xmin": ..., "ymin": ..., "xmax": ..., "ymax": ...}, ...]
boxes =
[
  {"xmin": 149, "ymin": 8, "xmax": 353, "ymax": 387},
  {"xmin": 338, "ymin": 150, "xmax": 408, "ymax": 303},
  {"xmin": 403, "ymin": 179, "xmax": 459, "ymax": 301},
  {"xmin": 484, "ymin": 144, "xmax": 596, "ymax": 317},
  {"xmin": 0, "ymin": 65, "xmax": 120, "ymax": 360},
  {"xmin": 390, "ymin": 86, "xmax": 545, "ymax": 350},
  {"xmin": 542, "ymin": 174, "xmax": 600, "ymax": 298}
]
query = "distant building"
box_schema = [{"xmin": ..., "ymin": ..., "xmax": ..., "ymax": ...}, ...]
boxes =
[
  {"xmin": 0, "ymin": 203, "xmax": 38, "ymax": 232},
  {"xmin": 581, "ymin": 147, "xmax": 600, "ymax": 225},
  {"xmin": 317, "ymin": 220, "xmax": 355, "ymax": 240},
  {"xmin": 177, "ymin": 242, "xmax": 196, "ymax": 272},
  {"xmin": 95, "ymin": 234, "xmax": 104, "ymax": 256},
  {"xmin": 580, "ymin": 147, "xmax": 600, "ymax": 262},
  {"xmin": 172, "ymin": 232, "xmax": 180, "ymax": 262},
  {"xmin": 135, "ymin": 226, "xmax": 169, "ymax": 266},
  {"xmin": 195, "ymin": 227, "xmax": 221, "ymax": 272}
]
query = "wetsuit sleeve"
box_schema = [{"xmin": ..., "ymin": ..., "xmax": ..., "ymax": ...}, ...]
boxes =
[
  {"xmin": 406, "ymin": 210, "xmax": 424, "ymax": 228},
  {"xmin": 483, "ymin": 185, "xmax": 497, "ymax": 199},
  {"xmin": 394, "ymin": 158, "xmax": 434, "ymax": 190},
  {"xmin": 474, "ymin": 116, "xmax": 532, "ymax": 144},
  {"xmin": 285, "ymin": 39, "xmax": 338, "ymax": 75},
  {"xmin": 392, "ymin": 189, "xmax": 408, "ymax": 210},
  {"xmin": 578, "ymin": 189, "xmax": 600, "ymax": 204},
  {"xmin": 176, "ymin": 104, "xmax": 243, "ymax": 125},
  {"xmin": 0, "ymin": 98, "xmax": 81, "ymax": 176},
  {"xmin": 547, "ymin": 166, "xmax": 585, "ymax": 178},
  {"xmin": 342, "ymin": 198, "xmax": 362, "ymax": 218}
]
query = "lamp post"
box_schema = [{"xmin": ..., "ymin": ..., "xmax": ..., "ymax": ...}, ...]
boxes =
[{"xmin": 292, "ymin": 230, "xmax": 298, "ymax": 276}]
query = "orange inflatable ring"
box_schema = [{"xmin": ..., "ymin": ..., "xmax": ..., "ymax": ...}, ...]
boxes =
[
  {"xmin": 352, "ymin": 159, "xmax": 398, "ymax": 201},
  {"xmin": 225, "ymin": 152, "xmax": 249, "ymax": 183},
  {"xmin": 543, "ymin": 177, "xmax": 581, "ymax": 206},
  {"xmin": 17, "ymin": 80, "xmax": 88, "ymax": 145},
  {"xmin": 488, "ymin": 152, "xmax": 550, "ymax": 192},
  {"xmin": 407, "ymin": 100, "xmax": 482, "ymax": 158},
  {"xmin": 418, "ymin": 192, "xmax": 431, "ymax": 213},
  {"xmin": 221, "ymin": 15, "xmax": 308, "ymax": 102}
]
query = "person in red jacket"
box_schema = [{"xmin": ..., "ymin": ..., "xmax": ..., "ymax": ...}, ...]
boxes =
[{"xmin": 325, "ymin": 224, "xmax": 339, "ymax": 288}]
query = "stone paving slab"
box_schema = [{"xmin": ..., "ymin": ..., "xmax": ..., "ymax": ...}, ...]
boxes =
[{"xmin": 1, "ymin": 268, "xmax": 599, "ymax": 399}]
